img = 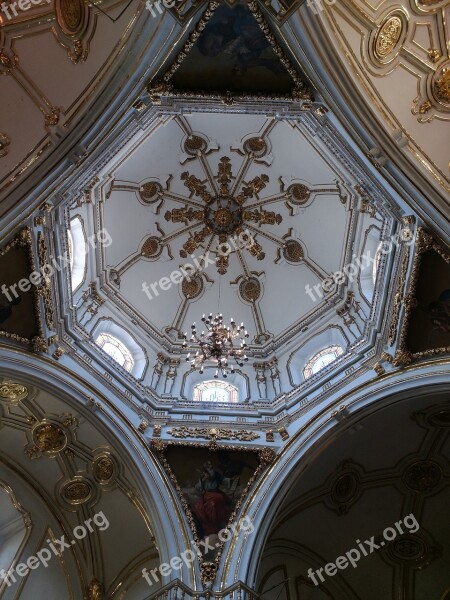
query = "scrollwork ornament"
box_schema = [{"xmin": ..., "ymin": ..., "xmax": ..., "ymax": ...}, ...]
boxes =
[
  {"xmin": 0, "ymin": 382, "xmax": 28, "ymax": 401},
  {"xmin": 200, "ymin": 562, "xmax": 217, "ymax": 586},
  {"xmin": 167, "ymin": 426, "xmax": 260, "ymax": 442}
]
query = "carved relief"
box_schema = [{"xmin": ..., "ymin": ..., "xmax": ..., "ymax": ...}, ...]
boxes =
[
  {"xmin": 32, "ymin": 423, "xmax": 67, "ymax": 454},
  {"xmin": 374, "ymin": 16, "xmax": 403, "ymax": 60},
  {"xmin": 53, "ymin": 0, "xmax": 96, "ymax": 64},
  {"xmin": 62, "ymin": 479, "xmax": 92, "ymax": 505},
  {"xmin": 141, "ymin": 236, "xmax": 163, "ymax": 259},
  {"xmin": 0, "ymin": 382, "xmax": 28, "ymax": 401},
  {"xmin": 403, "ymin": 460, "xmax": 442, "ymax": 492},
  {"xmin": 93, "ymin": 455, "xmax": 116, "ymax": 485}
]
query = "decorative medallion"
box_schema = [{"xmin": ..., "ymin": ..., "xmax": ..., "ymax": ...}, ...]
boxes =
[
  {"xmin": 139, "ymin": 181, "xmax": 162, "ymax": 203},
  {"xmin": 331, "ymin": 472, "xmax": 359, "ymax": 504},
  {"xmin": 184, "ymin": 135, "xmax": 207, "ymax": 155},
  {"xmin": 374, "ymin": 16, "xmax": 403, "ymax": 59},
  {"xmin": 239, "ymin": 277, "xmax": 261, "ymax": 303},
  {"xmin": 0, "ymin": 382, "xmax": 28, "ymax": 401},
  {"xmin": 243, "ymin": 137, "xmax": 268, "ymax": 157},
  {"xmin": 403, "ymin": 460, "xmax": 442, "ymax": 492},
  {"xmin": 288, "ymin": 183, "xmax": 310, "ymax": 205},
  {"xmin": 62, "ymin": 479, "xmax": 92, "ymax": 505},
  {"xmin": 428, "ymin": 409, "xmax": 450, "ymax": 427},
  {"xmin": 32, "ymin": 423, "xmax": 67, "ymax": 454},
  {"xmin": 93, "ymin": 455, "xmax": 115, "ymax": 484},
  {"xmin": 391, "ymin": 536, "xmax": 426, "ymax": 561},
  {"xmin": 181, "ymin": 275, "xmax": 204, "ymax": 299},
  {"xmin": 163, "ymin": 156, "xmax": 277, "ymax": 273},
  {"xmin": 57, "ymin": 0, "xmax": 85, "ymax": 34},
  {"xmin": 141, "ymin": 236, "xmax": 162, "ymax": 259},
  {"xmin": 432, "ymin": 64, "xmax": 450, "ymax": 108},
  {"xmin": 283, "ymin": 240, "xmax": 304, "ymax": 263}
]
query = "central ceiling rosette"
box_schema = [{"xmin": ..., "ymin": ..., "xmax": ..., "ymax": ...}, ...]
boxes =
[{"xmin": 163, "ymin": 146, "xmax": 282, "ymax": 274}]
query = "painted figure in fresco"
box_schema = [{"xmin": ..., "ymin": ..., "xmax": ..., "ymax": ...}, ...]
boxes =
[
  {"xmin": 197, "ymin": 5, "xmax": 286, "ymax": 76},
  {"xmin": 192, "ymin": 461, "xmax": 232, "ymax": 536},
  {"xmin": 0, "ymin": 294, "xmax": 21, "ymax": 324},
  {"xmin": 428, "ymin": 289, "xmax": 450, "ymax": 334}
]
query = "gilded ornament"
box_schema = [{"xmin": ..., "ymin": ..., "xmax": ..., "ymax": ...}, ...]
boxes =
[
  {"xmin": 184, "ymin": 135, "xmax": 207, "ymax": 155},
  {"xmin": 141, "ymin": 236, "xmax": 162, "ymax": 258},
  {"xmin": 418, "ymin": 100, "xmax": 432, "ymax": 114},
  {"xmin": 59, "ymin": 0, "xmax": 84, "ymax": 33},
  {"xmin": 374, "ymin": 16, "xmax": 403, "ymax": 59},
  {"xmin": 278, "ymin": 427, "xmax": 289, "ymax": 440},
  {"xmin": 181, "ymin": 275, "xmax": 203, "ymax": 299},
  {"xmin": 44, "ymin": 108, "xmax": 61, "ymax": 127},
  {"xmin": 239, "ymin": 278, "xmax": 261, "ymax": 303},
  {"xmin": 62, "ymin": 479, "xmax": 92, "ymax": 504},
  {"xmin": 87, "ymin": 579, "xmax": 102, "ymax": 600},
  {"xmin": 200, "ymin": 562, "xmax": 218, "ymax": 586},
  {"xmin": 0, "ymin": 383, "xmax": 28, "ymax": 401},
  {"xmin": 93, "ymin": 456, "xmax": 115, "ymax": 483},
  {"xmin": 139, "ymin": 181, "xmax": 162, "ymax": 203},
  {"xmin": 33, "ymin": 423, "xmax": 67, "ymax": 453},
  {"xmin": 167, "ymin": 426, "xmax": 260, "ymax": 442},
  {"xmin": 260, "ymin": 447, "xmax": 276, "ymax": 464},
  {"xmin": 435, "ymin": 68, "xmax": 450, "ymax": 103},
  {"xmin": 288, "ymin": 183, "xmax": 310, "ymax": 204},
  {"xmin": 243, "ymin": 137, "xmax": 267, "ymax": 156},
  {"xmin": 138, "ymin": 419, "xmax": 149, "ymax": 433},
  {"xmin": 403, "ymin": 460, "xmax": 442, "ymax": 492},
  {"xmin": 283, "ymin": 240, "xmax": 303, "ymax": 263}
]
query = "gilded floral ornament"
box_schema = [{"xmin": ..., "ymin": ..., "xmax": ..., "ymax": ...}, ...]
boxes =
[
  {"xmin": 435, "ymin": 67, "xmax": 450, "ymax": 104},
  {"xmin": 374, "ymin": 16, "xmax": 403, "ymax": 59},
  {"xmin": 32, "ymin": 423, "xmax": 67, "ymax": 454},
  {"xmin": 167, "ymin": 426, "xmax": 260, "ymax": 442},
  {"xmin": 0, "ymin": 382, "xmax": 28, "ymax": 401}
]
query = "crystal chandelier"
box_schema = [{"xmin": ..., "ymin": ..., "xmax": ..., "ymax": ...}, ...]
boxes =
[{"xmin": 182, "ymin": 313, "xmax": 249, "ymax": 378}]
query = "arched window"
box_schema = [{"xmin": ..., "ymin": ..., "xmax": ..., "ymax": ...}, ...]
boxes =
[
  {"xmin": 95, "ymin": 333, "xmax": 134, "ymax": 373},
  {"xmin": 193, "ymin": 380, "xmax": 239, "ymax": 403},
  {"xmin": 372, "ymin": 242, "xmax": 382, "ymax": 284},
  {"xmin": 69, "ymin": 217, "xmax": 86, "ymax": 291},
  {"xmin": 303, "ymin": 345, "xmax": 344, "ymax": 379}
]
